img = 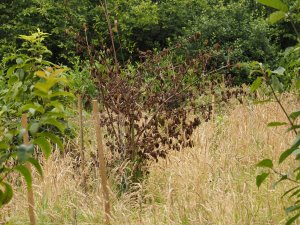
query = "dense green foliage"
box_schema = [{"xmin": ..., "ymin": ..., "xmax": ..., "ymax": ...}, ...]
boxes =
[
  {"xmin": 0, "ymin": 30, "xmax": 73, "ymax": 207},
  {"xmin": 1, "ymin": 0, "xmax": 297, "ymax": 73}
]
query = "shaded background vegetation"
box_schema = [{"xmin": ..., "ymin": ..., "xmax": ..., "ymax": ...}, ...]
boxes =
[{"xmin": 0, "ymin": 0, "xmax": 297, "ymax": 70}]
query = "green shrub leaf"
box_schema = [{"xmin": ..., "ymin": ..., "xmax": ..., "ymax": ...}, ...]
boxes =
[
  {"xmin": 250, "ymin": 77, "xmax": 263, "ymax": 92},
  {"xmin": 41, "ymin": 118, "xmax": 66, "ymax": 133},
  {"xmin": 279, "ymin": 148, "xmax": 296, "ymax": 164},
  {"xmin": 291, "ymin": 133, "xmax": 300, "ymax": 151},
  {"xmin": 271, "ymin": 75, "xmax": 284, "ymax": 93},
  {"xmin": 38, "ymin": 132, "xmax": 64, "ymax": 151},
  {"xmin": 258, "ymin": 0, "xmax": 288, "ymax": 12},
  {"xmin": 0, "ymin": 182, "xmax": 13, "ymax": 206},
  {"xmin": 33, "ymin": 137, "xmax": 51, "ymax": 159},
  {"xmin": 268, "ymin": 11, "xmax": 286, "ymax": 24},
  {"xmin": 286, "ymin": 213, "xmax": 300, "ymax": 225},
  {"xmin": 15, "ymin": 165, "xmax": 32, "ymax": 188},
  {"xmin": 290, "ymin": 110, "xmax": 300, "ymax": 121},
  {"xmin": 256, "ymin": 172, "xmax": 269, "ymax": 188},
  {"xmin": 272, "ymin": 67, "xmax": 286, "ymax": 75},
  {"xmin": 267, "ymin": 121, "xmax": 287, "ymax": 127},
  {"xmin": 256, "ymin": 159, "xmax": 273, "ymax": 168},
  {"xmin": 27, "ymin": 158, "xmax": 43, "ymax": 178}
]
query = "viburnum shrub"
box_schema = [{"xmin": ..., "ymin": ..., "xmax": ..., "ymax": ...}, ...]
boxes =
[{"xmin": 89, "ymin": 41, "xmax": 248, "ymax": 192}]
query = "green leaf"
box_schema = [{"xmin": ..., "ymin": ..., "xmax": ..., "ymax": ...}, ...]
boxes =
[
  {"xmin": 289, "ymin": 188, "xmax": 300, "ymax": 198},
  {"xmin": 49, "ymin": 91, "xmax": 74, "ymax": 99},
  {"xmin": 271, "ymin": 75, "xmax": 284, "ymax": 93},
  {"xmin": 296, "ymin": 171, "xmax": 300, "ymax": 181},
  {"xmin": 286, "ymin": 205, "xmax": 300, "ymax": 213},
  {"xmin": 256, "ymin": 172, "xmax": 269, "ymax": 188},
  {"xmin": 46, "ymin": 101, "xmax": 64, "ymax": 112},
  {"xmin": 291, "ymin": 133, "xmax": 300, "ymax": 151},
  {"xmin": 292, "ymin": 149, "xmax": 300, "ymax": 155},
  {"xmin": 16, "ymin": 58, "xmax": 23, "ymax": 65},
  {"xmin": 38, "ymin": 132, "xmax": 64, "ymax": 151},
  {"xmin": 41, "ymin": 118, "xmax": 66, "ymax": 133},
  {"xmin": 0, "ymin": 182, "xmax": 13, "ymax": 206},
  {"xmin": 258, "ymin": 0, "xmax": 288, "ymax": 12},
  {"xmin": 279, "ymin": 148, "xmax": 296, "ymax": 164},
  {"xmin": 250, "ymin": 77, "xmax": 263, "ymax": 92},
  {"xmin": 283, "ymin": 186, "xmax": 300, "ymax": 198},
  {"xmin": 17, "ymin": 144, "xmax": 34, "ymax": 162},
  {"xmin": 287, "ymin": 125, "xmax": 300, "ymax": 132},
  {"xmin": 272, "ymin": 67, "xmax": 286, "ymax": 75},
  {"xmin": 290, "ymin": 110, "xmax": 300, "ymax": 121},
  {"xmin": 15, "ymin": 165, "xmax": 32, "ymax": 188},
  {"xmin": 29, "ymin": 123, "xmax": 40, "ymax": 135},
  {"xmin": 20, "ymin": 103, "xmax": 44, "ymax": 114},
  {"xmin": 268, "ymin": 11, "xmax": 286, "ymax": 24},
  {"xmin": 27, "ymin": 158, "xmax": 43, "ymax": 177},
  {"xmin": 286, "ymin": 213, "xmax": 300, "ymax": 225},
  {"xmin": 33, "ymin": 137, "xmax": 51, "ymax": 159},
  {"xmin": 267, "ymin": 121, "xmax": 287, "ymax": 127},
  {"xmin": 256, "ymin": 159, "xmax": 273, "ymax": 168}
]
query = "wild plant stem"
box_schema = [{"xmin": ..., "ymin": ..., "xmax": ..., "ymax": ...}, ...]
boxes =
[
  {"xmin": 101, "ymin": 0, "xmax": 118, "ymax": 66},
  {"xmin": 269, "ymin": 84, "xmax": 297, "ymax": 135},
  {"xmin": 272, "ymin": 169, "xmax": 300, "ymax": 184}
]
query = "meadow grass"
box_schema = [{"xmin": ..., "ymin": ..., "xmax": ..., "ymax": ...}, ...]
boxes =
[{"xmin": 1, "ymin": 96, "xmax": 298, "ymax": 225}]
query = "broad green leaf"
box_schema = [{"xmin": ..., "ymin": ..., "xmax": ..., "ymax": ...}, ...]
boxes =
[
  {"xmin": 35, "ymin": 70, "xmax": 47, "ymax": 79},
  {"xmin": 267, "ymin": 121, "xmax": 287, "ymax": 127},
  {"xmin": 258, "ymin": 0, "xmax": 288, "ymax": 12},
  {"xmin": 20, "ymin": 103, "xmax": 44, "ymax": 114},
  {"xmin": 29, "ymin": 122, "xmax": 40, "ymax": 134},
  {"xmin": 38, "ymin": 132, "xmax": 64, "ymax": 151},
  {"xmin": 268, "ymin": 11, "xmax": 286, "ymax": 24},
  {"xmin": 286, "ymin": 213, "xmax": 300, "ymax": 225},
  {"xmin": 250, "ymin": 77, "xmax": 263, "ymax": 92},
  {"xmin": 27, "ymin": 158, "xmax": 43, "ymax": 177},
  {"xmin": 15, "ymin": 165, "xmax": 32, "ymax": 188},
  {"xmin": 256, "ymin": 172, "xmax": 269, "ymax": 188},
  {"xmin": 256, "ymin": 159, "xmax": 273, "ymax": 168},
  {"xmin": 287, "ymin": 125, "xmax": 300, "ymax": 132},
  {"xmin": 33, "ymin": 137, "xmax": 51, "ymax": 159},
  {"xmin": 46, "ymin": 101, "xmax": 64, "ymax": 112},
  {"xmin": 272, "ymin": 67, "xmax": 286, "ymax": 75},
  {"xmin": 41, "ymin": 118, "xmax": 66, "ymax": 133},
  {"xmin": 17, "ymin": 144, "xmax": 34, "ymax": 162},
  {"xmin": 49, "ymin": 91, "xmax": 74, "ymax": 99},
  {"xmin": 279, "ymin": 148, "xmax": 296, "ymax": 164},
  {"xmin": 0, "ymin": 182, "xmax": 13, "ymax": 206},
  {"xmin": 271, "ymin": 75, "xmax": 284, "ymax": 93},
  {"xmin": 290, "ymin": 110, "xmax": 300, "ymax": 121},
  {"xmin": 35, "ymin": 81, "xmax": 55, "ymax": 93},
  {"xmin": 291, "ymin": 133, "xmax": 300, "ymax": 151}
]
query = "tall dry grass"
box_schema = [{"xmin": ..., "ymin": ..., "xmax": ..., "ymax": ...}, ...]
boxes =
[{"xmin": 1, "ymin": 96, "xmax": 299, "ymax": 225}]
